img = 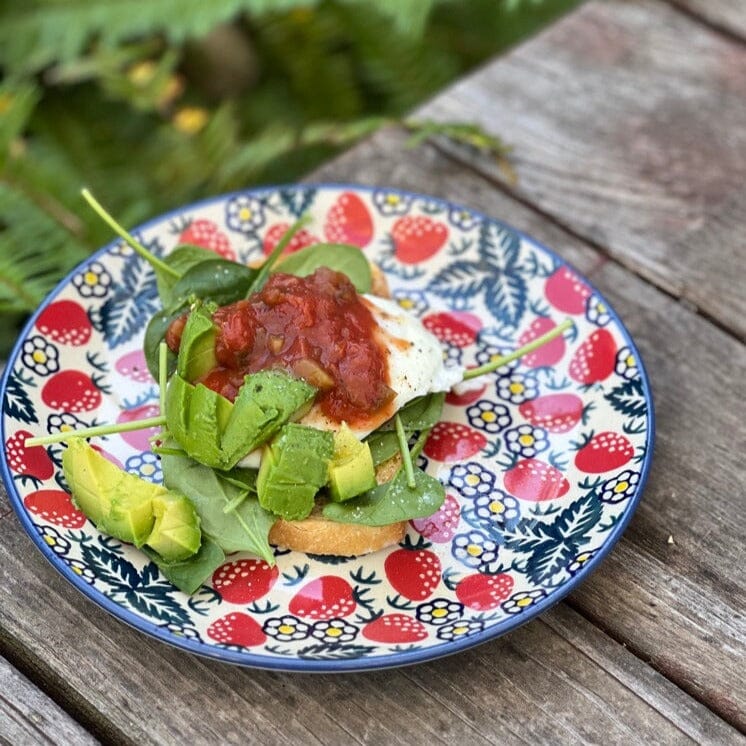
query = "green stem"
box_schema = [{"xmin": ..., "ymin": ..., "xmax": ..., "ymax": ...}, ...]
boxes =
[
  {"xmin": 81, "ymin": 188, "xmax": 179, "ymax": 279},
  {"xmin": 158, "ymin": 342, "xmax": 168, "ymax": 413},
  {"xmin": 395, "ymin": 413, "xmax": 416, "ymax": 488},
  {"xmin": 463, "ymin": 318, "xmax": 574, "ymax": 380},
  {"xmin": 246, "ymin": 214, "xmax": 311, "ymax": 295},
  {"xmin": 26, "ymin": 415, "xmax": 167, "ymax": 447},
  {"xmin": 409, "ymin": 428, "xmax": 431, "ymax": 462}
]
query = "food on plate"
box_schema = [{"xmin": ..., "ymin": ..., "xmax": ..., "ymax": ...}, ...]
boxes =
[{"xmin": 27, "ymin": 191, "xmax": 571, "ymax": 595}]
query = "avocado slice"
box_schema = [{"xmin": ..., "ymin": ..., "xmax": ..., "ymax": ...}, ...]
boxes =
[
  {"xmin": 146, "ymin": 492, "xmax": 202, "ymax": 562},
  {"xmin": 62, "ymin": 438, "xmax": 122, "ymax": 524},
  {"xmin": 257, "ymin": 423, "xmax": 333, "ymax": 520},
  {"xmin": 176, "ymin": 305, "xmax": 217, "ymax": 383},
  {"xmin": 327, "ymin": 423, "xmax": 377, "ymax": 502},
  {"xmin": 102, "ymin": 478, "xmax": 164, "ymax": 547}
]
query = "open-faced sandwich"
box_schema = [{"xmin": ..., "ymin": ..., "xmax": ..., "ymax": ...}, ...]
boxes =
[{"xmin": 30, "ymin": 191, "xmax": 569, "ymax": 594}]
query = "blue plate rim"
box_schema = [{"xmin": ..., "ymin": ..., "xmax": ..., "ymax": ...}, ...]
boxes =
[{"xmin": 0, "ymin": 182, "xmax": 655, "ymax": 672}]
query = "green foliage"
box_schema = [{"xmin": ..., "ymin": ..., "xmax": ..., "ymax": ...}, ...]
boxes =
[{"xmin": 0, "ymin": 0, "xmax": 582, "ymax": 355}]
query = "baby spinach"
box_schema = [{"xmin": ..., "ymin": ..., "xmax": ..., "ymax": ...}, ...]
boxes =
[
  {"xmin": 322, "ymin": 467, "xmax": 445, "ymax": 526},
  {"xmin": 274, "ymin": 243, "xmax": 372, "ymax": 293},
  {"xmin": 155, "ymin": 244, "xmax": 219, "ymax": 308},
  {"xmin": 143, "ymin": 536, "xmax": 225, "ymax": 595},
  {"xmin": 377, "ymin": 393, "xmax": 445, "ymax": 432},
  {"xmin": 162, "ymin": 451, "xmax": 274, "ymax": 563},
  {"xmin": 168, "ymin": 259, "xmax": 256, "ymax": 312}
]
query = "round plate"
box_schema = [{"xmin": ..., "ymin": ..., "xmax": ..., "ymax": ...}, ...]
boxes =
[{"xmin": 0, "ymin": 184, "xmax": 654, "ymax": 671}]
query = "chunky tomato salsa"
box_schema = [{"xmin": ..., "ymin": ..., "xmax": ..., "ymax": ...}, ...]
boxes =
[{"xmin": 170, "ymin": 268, "xmax": 393, "ymax": 425}]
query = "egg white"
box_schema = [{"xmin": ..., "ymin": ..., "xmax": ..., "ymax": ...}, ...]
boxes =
[{"xmin": 237, "ymin": 295, "xmax": 462, "ymax": 468}]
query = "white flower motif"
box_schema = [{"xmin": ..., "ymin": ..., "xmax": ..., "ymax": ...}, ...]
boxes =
[
  {"xmin": 496, "ymin": 373, "xmax": 538, "ymax": 405},
  {"xmin": 226, "ymin": 195, "xmax": 266, "ymax": 234},
  {"xmin": 502, "ymin": 589, "xmax": 547, "ymax": 614},
  {"xmin": 416, "ymin": 598, "xmax": 464, "ymax": 625},
  {"xmin": 72, "ymin": 261, "xmax": 112, "ymax": 298},
  {"xmin": 263, "ymin": 615, "xmax": 311, "ymax": 642},
  {"xmin": 436, "ymin": 619, "xmax": 484, "ymax": 641},
  {"xmin": 586, "ymin": 294, "xmax": 612, "ymax": 327},
  {"xmin": 22, "ymin": 336, "xmax": 59, "ymax": 376},
  {"xmin": 311, "ymin": 618, "xmax": 358, "ymax": 643},
  {"xmin": 467, "ymin": 400, "xmax": 512, "ymax": 434},
  {"xmin": 615, "ymin": 346, "xmax": 639, "ymax": 380},
  {"xmin": 372, "ymin": 190, "xmax": 412, "ymax": 216},
  {"xmin": 504, "ymin": 424, "xmax": 549, "ymax": 458},
  {"xmin": 600, "ymin": 469, "xmax": 640, "ymax": 503}
]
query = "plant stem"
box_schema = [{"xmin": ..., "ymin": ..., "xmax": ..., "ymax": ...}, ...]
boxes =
[
  {"xmin": 246, "ymin": 214, "xmax": 311, "ymax": 295},
  {"xmin": 462, "ymin": 318, "xmax": 574, "ymax": 380},
  {"xmin": 158, "ymin": 342, "xmax": 168, "ymax": 413},
  {"xmin": 81, "ymin": 188, "xmax": 179, "ymax": 278},
  {"xmin": 395, "ymin": 413, "xmax": 416, "ymax": 488},
  {"xmin": 26, "ymin": 415, "xmax": 167, "ymax": 447}
]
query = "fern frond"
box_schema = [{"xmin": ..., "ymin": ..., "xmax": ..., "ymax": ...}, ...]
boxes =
[{"xmin": 0, "ymin": 183, "xmax": 91, "ymax": 313}]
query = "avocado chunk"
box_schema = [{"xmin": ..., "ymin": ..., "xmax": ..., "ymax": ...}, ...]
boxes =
[
  {"xmin": 176, "ymin": 305, "xmax": 217, "ymax": 383},
  {"xmin": 146, "ymin": 492, "xmax": 202, "ymax": 562},
  {"xmin": 62, "ymin": 438, "xmax": 122, "ymax": 524},
  {"xmin": 102, "ymin": 479, "xmax": 163, "ymax": 547},
  {"xmin": 328, "ymin": 423, "xmax": 377, "ymax": 502},
  {"xmin": 257, "ymin": 423, "xmax": 333, "ymax": 520}
]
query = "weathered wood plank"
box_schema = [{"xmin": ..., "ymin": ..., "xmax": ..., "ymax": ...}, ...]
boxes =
[
  {"xmin": 669, "ymin": 0, "xmax": 746, "ymax": 39},
  {"xmin": 417, "ymin": 0, "xmax": 746, "ymax": 338},
  {"xmin": 0, "ymin": 655, "xmax": 98, "ymax": 745},
  {"xmin": 0, "ymin": 518, "xmax": 738, "ymax": 746},
  {"xmin": 312, "ymin": 131, "xmax": 746, "ymax": 727}
]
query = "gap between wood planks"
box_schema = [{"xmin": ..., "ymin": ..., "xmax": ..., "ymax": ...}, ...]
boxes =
[
  {"xmin": 664, "ymin": 1, "xmax": 746, "ymax": 46},
  {"xmin": 425, "ymin": 135, "xmax": 746, "ymax": 346},
  {"xmin": 0, "ymin": 632, "xmax": 127, "ymax": 746}
]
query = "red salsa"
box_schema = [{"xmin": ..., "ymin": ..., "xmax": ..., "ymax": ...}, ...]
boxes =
[{"xmin": 176, "ymin": 268, "xmax": 393, "ymax": 425}]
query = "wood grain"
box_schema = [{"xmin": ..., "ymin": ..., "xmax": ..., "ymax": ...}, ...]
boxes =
[
  {"xmin": 0, "ymin": 519, "xmax": 737, "ymax": 746},
  {"xmin": 0, "ymin": 655, "xmax": 97, "ymax": 745},
  {"xmin": 417, "ymin": 0, "xmax": 746, "ymax": 339},
  {"xmin": 669, "ymin": 0, "xmax": 746, "ymax": 39}
]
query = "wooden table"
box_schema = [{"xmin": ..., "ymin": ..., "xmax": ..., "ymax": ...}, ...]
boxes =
[{"xmin": 2, "ymin": 1, "xmax": 745, "ymax": 743}]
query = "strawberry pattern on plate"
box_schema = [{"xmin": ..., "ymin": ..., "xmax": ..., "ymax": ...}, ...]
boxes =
[{"xmin": 0, "ymin": 184, "xmax": 654, "ymax": 671}]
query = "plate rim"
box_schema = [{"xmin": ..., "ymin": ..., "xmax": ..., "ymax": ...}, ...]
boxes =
[{"xmin": 0, "ymin": 181, "xmax": 656, "ymax": 672}]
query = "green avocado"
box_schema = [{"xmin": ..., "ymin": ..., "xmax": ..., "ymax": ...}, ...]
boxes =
[
  {"xmin": 327, "ymin": 424, "xmax": 377, "ymax": 502},
  {"xmin": 146, "ymin": 492, "xmax": 202, "ymax": 562},
  {"xmin": 257, "ymin": 423, "xmax": 333, "ymax": 520},
  {"xmin": 62, "ymin": 438, "xmax": 121, "ymax": 524},
  {"xmin": 176, "ymin": 305, "xmax": 217, "ymax": 383},
  {"xmin": 101, "ymin": 478, "xmax": 164, "ymax": 547}
]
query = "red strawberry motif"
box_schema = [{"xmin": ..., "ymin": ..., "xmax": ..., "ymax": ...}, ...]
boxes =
[
  {"xmin": 41, "ymin": 371, "xmax": 102, "ymax": 413},
  {"xmin": 411, "ymin": 493, "xmax": 460, "ymax": 543},
  {"xmin": 574, "ymin": 431, "xmax": 634, "ymax": 473},
  {"xmin": 117, "ymin": 404, "xmax": 161, "ymax": 451},
  {"xmin": 422, "ymin": 311, "xmax": 481, "ymax": 348},
  {"xmin": 384, "ymin": 547, "xmax": 441, "ymax": 601},
  {"xmin": 289, "ymin": 576, "xmax": 356, "ymax": 620},
  {"xmin": 324, "ymin": 192, "xmax": 374, "ymax": 247},
  {"xmin": 179, "ymin": 219, "xmax": 235, "ymax": 260},
  {"xmin": 569, "ymin": 329, "xmax": 617, "ymax": 385},
  {"xmin": 518, "ymin": 317, "xmax": 565, "ymax": 368},
  {"xmin": 206, "ymin": 612, "xmax": 266, "ymax": 647},
  {"xmin": 263, "ymin": 222, "xmax": 320, "ymax": 256},
  {"xmin": 36, "ymin": 300, "xmax": 92, "ymax": 346},
  {"xmin": 503, "ymin": 458, "xmax": 570, "ymax": 502},
  {"xmin": 363, "ymin": 613, "xmax": 428, "ymax": 643},
  {"xmin": 391, "ymin": 215, "xmax": 448, "ymax": 264},
  {"xmin": 519, "ymin": 393, "xmax": 585, "ymax": 433},
  {"xmin": 446, "ymin": 380, "xmax": 487, "ymax": 406},
  {"xmin": 212, "ymin": 558, "xmax": 279, "ymax": 604},
  {"xmin": 456, "ymin": 572, "xmax": 514, "ymax": 611},
  {"xmin": 424, "ymin": 421, "xmax": 486, "ymax": 462},
  {"xmin": 24, "ymin": 489, "xmax": 86, "ymax": 529},
  {"xmin": 5, "ymin": 430, "xmax": 55, "ymax": 482},
  {"xmin": 115, "ymin": 349, "xmax": 153, "ymax": 383},
  {"xmin": 545, "ymin": 267, "xmax": 591, "ymax": 314}
]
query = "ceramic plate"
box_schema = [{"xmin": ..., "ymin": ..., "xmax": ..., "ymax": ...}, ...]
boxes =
[{"xmin": 0, "ymin": 184, "xmax": 654, "ymax": 671}]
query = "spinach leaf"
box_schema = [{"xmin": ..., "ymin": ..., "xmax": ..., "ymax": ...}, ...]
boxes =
[
  {"xmin": 322, "ymin": 467, "xmax": 445, "ymax": 526},
  {"xmin": 275, "ymin": 243, "xmax": 372, "ymax": 293},
  {"xmin": 372, "ymin": 393, "xmax": 446, "ymax": 434},
  {"xmin": 144, "ymin": 309, "xmax": 179, "ymax": 379},
  {"xmin": 156, "ymin": 244, "xmax": 219, "ymax": 307},
  {"xmin": 162, "ymin": 451, "xmax": 274, "ymax": 562},
  {"xmin": 168, "ymin": 259, "xmax": 256, "ymax": 312},
  {"xmin": 365, "ymin": 431, "xmax": 400, "ymax": 466},
  {"xmin": 143, "ymin": 536, "xmax": 225, "ymax": 595}
]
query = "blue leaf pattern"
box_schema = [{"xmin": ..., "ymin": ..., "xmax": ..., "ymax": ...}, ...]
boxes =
[{"xmin": 3, "ymin": 368, "xmax": 37, "ymax": 424}]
